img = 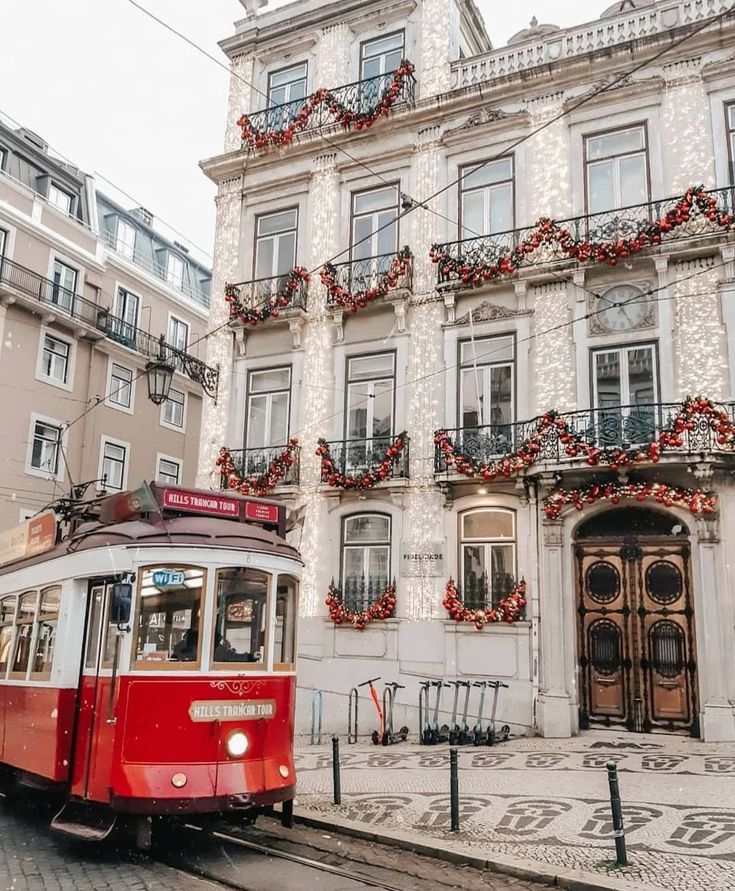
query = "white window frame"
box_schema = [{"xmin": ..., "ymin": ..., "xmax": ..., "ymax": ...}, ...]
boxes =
[
  {"xmin": 166, "ymin": 252, "xmax": 185, "ymax": 290},
  {"xmin": 584, "ymin": 124, "xmax": 650, "ymax": 213},
  {"xmin": 246, "ymin": 366, "xmax": 292, "ymax": 450},
  {"xmin": 160, "ymin": 387, "xmax": 187, "ymax": 432},
  {"xmin": 166, "ymin": 314, "xmax": 189, "ymax": 353},
  {"xmin": 48, "ymin": 183, "xmax": 73, "ymax": 215},
  {"xmin": 267, "ymin": 62, "xmax": 308, "ymax": 108},
  {"xmin": 105, "ymin": 359, "xmax": 136, "ymax": 414},
  {"xmin": 156, "ymin": 453, "xmax": 182, "ymax": 485},
  {"xmin": 49, "ymin": 257, "xmax": 79, "ymax": 313},
  {"xmin": 0, "ymin": 226, "xmax": 7, "ymax": 259},
  {"xmin": 591, "ymin": 342, "xmax": 659, "ymax": 411},
  {"xmin": 97, "ymin": 436, "xmax": 130, "ymax": 492},
  {"xmin": 350, "ymin": 185, "xmax": 400, "ymax": 262},
  {"xmin": 35, "ymin": 327, "xmax": 74, "ymax": 391},
  {"xmin": 359, "ymin": 30, "xmax": 405, "ymax": 81},
  {"xmin": 254, "ymin": 208, "xmax": 298, "ymax": 281},
  {"xmin": 340, "ymin": 513, "xmax": 392, "ymax": 609},
  {"xmin": 26, "ymin": 413, "xmax": 67, "ymax": 481},
  {"xmin": 459, "ymin": 335, "xmax": 515, "ymax": 430},
  {"xmin": 459, "ymin": 508, "xmax": 517, "ymax": 607},
  {"xmin": 116, "ymin": 218, "xmax": 137, "ymax": 259}
]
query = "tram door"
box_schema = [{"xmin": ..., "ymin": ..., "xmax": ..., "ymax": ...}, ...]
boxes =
[
  {"xmin": 70, "ymin": 581, "xmax": 120, "ymax": 802},
  {"xmin": 576, "ymin": 540, "xmax": 698, "ymax": 735}
]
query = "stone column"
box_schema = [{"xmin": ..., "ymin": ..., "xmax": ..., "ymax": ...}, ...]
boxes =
[
  {"xmin": 196, "ymin": 175, "xmax": 244, "ymax": 489},
  {"xmin": 537, "ymin": 516, "xmax": 574, "ymax": 737}
]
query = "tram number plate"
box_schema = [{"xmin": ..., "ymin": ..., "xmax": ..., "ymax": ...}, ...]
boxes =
[{"xmin": 188, "ymin": 699, "xmax": 276, "ymax": 722}]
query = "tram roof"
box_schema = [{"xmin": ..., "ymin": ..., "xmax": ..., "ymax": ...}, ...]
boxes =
[{"xmin": 0, "ymin": 514, "xmax": 302, "ymax": 577}]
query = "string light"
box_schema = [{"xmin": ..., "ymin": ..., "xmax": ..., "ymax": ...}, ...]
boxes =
[
  {"xmin": 533, "ymin": 282, "xmax": 577, "ymax": 413},
  {"xmin": 419, "ymin": 1, "xmax": 452, "ymax": 97},
  {"xmin": 225, "ymin": 54, "xmax": 256, "ymax": 153}
]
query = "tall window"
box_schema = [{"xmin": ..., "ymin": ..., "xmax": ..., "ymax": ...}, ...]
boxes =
[
  {"xmin": 156, "ymin": 456, "xmax": 181, "ymax": 485},
  {"xmin": 39, "ymin": 333, "xmax": 70, "ymax": 385},
  {"xmin": 32, "ymin": 586, "xmax": 60, "ymax": 679},
  {"xmin": 360, "ymin": 32, "xmax": 405, "ymax": 86},
  {"xmin": 10, "ymin": 592, "xmax": 37, "ymax": 678},
  {"xmin": 350, "ymin": 186, "xmax": 399, "ymax": 283},
  {"xmin": 48, "ymin": 184, "xmax": 73, "ymax": 214},
  {"xmin": 116, "ymin": 218, "xmax": 137, "ymax": 259},
  {"xmin": 460, "ymin": 509, "xmax": 516, "ymax": 609},
  {"xmin": 254, "ymin": 209, "xmax": 298, "ymax": 283},
  {"xmin": 101, "ymin": 439, "xmax": 128, "ymax": 490},
  {"xmin": 460, "ymin": 158, "xmax": 514, "ymax": 240},
  {"xmin": 268, "ymin": 63, "xmax": 307, "ymax": 107},
  {"xmin": 166, "ymin": 253, "xmax": 185, "ymax": 290},
  {"xmin": 346, "ymin": 353, "xmax": 395, "ymax": 468},
  {"xmin": 0, "ymin": 226, "xmax": 6, "ymax": 258},
  {"xmin": 585, "ymin": 125, "xmax": 649, "ymax": 213},
  {"xmin": 341, "ymin": 514, "xmax": 391, "ymax": 610},
  {"xmin": 727, "ymin": 103, "xmax": 735, "ymax": 183},
  {"xmin": 0, "ymin": 596, "xmax": 16, "ymax": 676},
  {"xmin": 592, "ymin": 344, "xmax": 658, "ymax": 445},
  {"xmin": 459, "ymin": 335, "xmax": 514, "ymax": 429},
  {"xmin": 162, "ymin": 388, "xmax": 186, "ymax": 429},
  {"xmin": 108, "ymin": 362, "xmax": 134, "ymax": 410},
  {"xmin": 167, "ymin": 316, "xmax": 189, "ymax": 352},
  {"xmin": 0, "ymin": 146, "xmax": 7, "ymax": 172},
  {"xmin": 112, "ymin": 287, "xmax": 139, "ymax": 344},
  {"xmin": 246, "ymin": 367, "xmax": 291, "ymax": 449},
  {"xmin": 29, "ymin": 419, "xmax": 61, "ymax": 476},
  {"xmin": 51, "ymin": 259, "xmax": 77, "ymax": 311}
]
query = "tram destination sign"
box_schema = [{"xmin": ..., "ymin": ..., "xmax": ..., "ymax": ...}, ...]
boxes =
[
  {"xmin": 160, "ymin": 488, "xmax": 240, "ymax": 518},
  {"xmin": 188, "ymin": 699, "xmax": 277, "ymax": 722},
  {"xmin": 0, "ymin": 512, "xmax": 56, "ymax": 568}
]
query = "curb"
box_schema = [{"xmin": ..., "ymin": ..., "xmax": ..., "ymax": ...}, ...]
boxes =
[{"xmin": 292, "ymin": 807, "xmax": 645, "ymax": 891}]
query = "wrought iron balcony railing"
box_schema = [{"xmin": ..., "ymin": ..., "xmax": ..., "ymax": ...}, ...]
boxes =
[
  {"xmin": 435, "ymin": 403, "xmax": 735, "ymax": 474},
  {"xmin": 245, "ymin": 70, "xmax": 415, "ymax": 137},
  {"xmin": 325, "ymin": 251, "xmax": 413, "ymax": 307},
  {"xmin": 434, "ymin": 186, "xmax": 735, "ymax": 287},
  {"xmin": 332, "ymin": 576, "xmax": 391, "ymax": 612},
  {"xmin": 226, "ymin": 270, "xmax": 309, "ymax": 315},
  {"xmin": 0, "ymin": 255, "xmax": 219, "ymax": 400},
  {"xmin": 455, "ymin": 575, "xmax": 518, "ymax": 610},
  {"xmin": 219, "ymin": 444, "xmax": 301, "ymax": 489},
  {"xmin": 321, "ymin": 435, "xmax": 410, "ymax": 481}
]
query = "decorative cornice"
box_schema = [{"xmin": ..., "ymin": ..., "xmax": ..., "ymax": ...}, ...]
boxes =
[{"xmin": 454, "ymin": 299, "xmax": 530, "ymax": 327}]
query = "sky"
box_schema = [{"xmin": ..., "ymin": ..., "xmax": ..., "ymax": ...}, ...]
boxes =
[{"xmin": 0, "ymin": 0, "xmax": 597, "ymax": 266}]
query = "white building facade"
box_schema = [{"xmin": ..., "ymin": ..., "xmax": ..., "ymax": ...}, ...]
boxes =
[{"xmin": 199, "ymin": 0, "xmax": 735, "ymax": 741}]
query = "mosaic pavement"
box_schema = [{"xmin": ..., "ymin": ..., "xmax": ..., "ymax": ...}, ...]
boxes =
[{"xmin": 293, "ymin": 731, "xmax": 735, "ymax": 890}]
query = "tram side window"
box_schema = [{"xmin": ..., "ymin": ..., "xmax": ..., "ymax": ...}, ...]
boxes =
[
  {"xmin": 11, "ymin": 592, "xmax": 38, "ymax": 678},
  {"xmin": 0, "ymin": 596, "xmax": 16, "ymax": 677},
  {"xmin": 213, "ymin": 569, "xmax": 269, "ymax": 667},
  {"xmin": 133, "ymin": 567, "xmax": 204, "ymax": 667},
  {"xmin": 32, "ymin": 586, "xmax": 60, "ymax": 679},
  {"xmin": 274, "ymin": 575, "xmax": 298, "ymax": 667}
]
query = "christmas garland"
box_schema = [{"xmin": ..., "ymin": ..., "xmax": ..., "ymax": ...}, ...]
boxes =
[
  {"xmin": 430, "ymin": 185, "xmax": 734, "ymax": 285},
  {"xmin": 216, "ymin": 438, "xmax": 299, "ymax": 496},
  {"xmin": 320, "ymin": 248, "xmax": 412, "ymax": 313},
  {"xmin": 543, "ymin": 481, "xmax": 717, "ymax": 520},
  {"xmin": 325, "ymin": 581, "xmax": 396, "ymax": 630},
  {"xmin": 443, "ymin": 579, "xmax": 527, "ymax": 629},
  {"xmin": 316, "ymin": 432, "xmax": 407, "ymax": 489},
  {"xmin": 434, "ymin": 396, "xmax": 735, "ymax": 482},
  {"xmin": 225, "ymin": 267, "xmax": 310, "ymax": 326},
  {"xmin": 237, "ymin": 60, "xmax": 415, "ymax": 149}
]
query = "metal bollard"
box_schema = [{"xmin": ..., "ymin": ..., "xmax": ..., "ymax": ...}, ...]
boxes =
[
  {"xmin": 332, "ymin": 736, "xmax": 342, "ymax": 806},
  {"xmin": 281, "ymin": 798, "xmax": 294, "ymax": 829},
  {"xmin": 310, "ymin": 689, "xmax": 323, "ymax": 745},
  {"xmin": 450, "ymin": 746, "xmax": 460, "ymax": 831},
  {"xmin": 607, "ymin": 761, "xmax": 627, "ymax": 866}
]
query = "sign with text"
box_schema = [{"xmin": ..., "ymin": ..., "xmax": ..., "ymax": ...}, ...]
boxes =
[
  {"xmin": 152, "ymin": 569, "xmax": 185, "ymax": 587},
  {"xmin": 161, "ymin": 488, "xmax": 240, "ymax": 518},
  {"xmin": 244, "ymin": 501, "xmax": 280, "ymax": 524},
  {"xmin": 188, "ymin": 699, "xmax": 276, "ymax": 723},
  {"xmin": 400, "ymin": 541, "xmax": 445, "ymax": 577},
  {"xmin": 0, "ymin": 512, "xmax": 56, "ymax": 568}
]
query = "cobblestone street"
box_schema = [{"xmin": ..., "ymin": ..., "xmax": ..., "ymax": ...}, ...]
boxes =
[
  {"xmin": 0, "ymin": 801, "xmax": 216, "ymax": 891},
  {"xmin": 294, "ymin": 730, "xmax": 735, "ymax": 891}
]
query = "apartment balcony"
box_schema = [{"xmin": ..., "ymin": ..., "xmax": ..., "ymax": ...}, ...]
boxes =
[
  {"xmin": 241, "ymin": 68, "xmax": 416, "ymax": 145},
  {"xmin": 320, "ymin": 435, "xmax": 410, "ymax": 485},
  {"xmin": 435, "ymin": 403, "xmax": 735, "ymax": 477},
  {"xmin": 0, "ymin": 255, "xmax": 219, "ymax": 399},
  {"xmin": 226, "ymin": 270, "xmax": 309, "ymax": 325},
  {"xmin": 219, "ymin": 444, "xmax": 301, "ymax": 490},
  {"xmin": 102, "ymin": 230, "xmax": 210, "ymax": 309},
  {"xmin": 433, "ymin": 187, "xmax": 735, "ymax": 290},
  {"xmin": 325, "ymin": 249, "xmax": 413, "ymax": 309}
]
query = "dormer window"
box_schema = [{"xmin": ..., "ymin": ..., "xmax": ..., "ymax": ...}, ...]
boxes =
[
  {"xmin": 268, "ymin": 62, "xmax": 308, "ymax": 108},
  {"xmin": 116, "ymin": 218, "xmax": 137, "ymax": 259},
  {"xmin": 166, "ymin": 252, "xmax": 185, "ymax": 290},
  {"xmin": 48, "ymin": 183, "xmax": 73, "ymax": 215}
]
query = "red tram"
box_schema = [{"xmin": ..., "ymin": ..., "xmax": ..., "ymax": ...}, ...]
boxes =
[{"xmin": 0, "ymin": 483, "xmax": 301, "ymax": 843}]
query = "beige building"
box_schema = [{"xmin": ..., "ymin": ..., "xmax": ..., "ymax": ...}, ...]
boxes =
[
  {"xmin": 0, "ymin": 116, "xmax": 217, "ymax": 529},
  {"xmin": 200, "ymin": 0, "xmax": 735, "ymax": 740}
]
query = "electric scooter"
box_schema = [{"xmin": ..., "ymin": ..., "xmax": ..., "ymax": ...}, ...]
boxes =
[
  {"xmin": 472, "ymin": 681, "xmax": 489, "ymax": 745},
  {"xmin": 357, "ymin": 676, "xmax": 384, "ymax": 745},
  {"xmin": 381, "ymin": 682, "xmax": 409, "ymax": 745},
  {"xmin": 422, "ymin": 679, "xmax": 449, "ymax": 745},
  {"xmin": 456, "ymin": 680, "xmax": 474, "ymax": 745},
  {"xmin": 486, "ymin": 680, "xmax": 511, "ymax": 746}
]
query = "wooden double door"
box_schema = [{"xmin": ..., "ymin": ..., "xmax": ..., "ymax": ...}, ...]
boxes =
[{"xmin": 576, "ymin": 538, "xmax": 699, "ymax": 736}]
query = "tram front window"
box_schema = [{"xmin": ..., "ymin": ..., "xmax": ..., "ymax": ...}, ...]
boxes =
[
  {"xmin": 133, "ymin": 566, "xmax": 205, "ymax": 667},
  {"xmin": 213, "ymin": 569, "xmax": 269, "ymax": 667}
]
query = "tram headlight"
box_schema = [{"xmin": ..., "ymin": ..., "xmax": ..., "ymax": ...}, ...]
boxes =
[
  {"xmin": 226, "ymin": 730, "xmax": 249, "ymax": 758},
  {"xmin": 171, "ymin": 773, "xmax": 188, "ymax": 789}
]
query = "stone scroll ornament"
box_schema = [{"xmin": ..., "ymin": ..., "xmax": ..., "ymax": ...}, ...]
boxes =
[
  {"xmin": 443, "ymin": 579, "xmax": 527, "ymax": 629},
  {"xmin": 216, "ymin": 439, "xmax": 299, "ymax": 496},
  {"xmin": 429, "ymin": 186, "xmax": 734, "ymax": 285},
  {"xmin": 325, "ymin": 581, "xmax": 397, "ymax": 630},
  {"xmin": 224, "ymin": 267, "xmax": 310, "ymax": 326},
  {"xmin": 237, "ymin": 60, "xmax": 416, "ymax": 149},
  {"xmin": 434, "ymin": 396, "xmax": 735, "ymax": 483},
  {"xmin": 320, "ymin": 248, "xmax": 412, "ymax": 313},
  {"xmin": 316, "ymin": 432, "xmax": 407, "ymax": 489},
  {"xmin": 543, "ymin": 481, "xmax": 717, "ymax": 520}
]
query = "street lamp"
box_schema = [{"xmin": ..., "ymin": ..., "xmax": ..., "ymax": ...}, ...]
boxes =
[{"xmin": 145, "ymin": 335, "xmax": 175, "ymax": 405}]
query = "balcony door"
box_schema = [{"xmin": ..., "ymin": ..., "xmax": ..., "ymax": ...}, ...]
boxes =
[
  {"xmin": 254, "ymin": 209, "xmax": 298, "ymax": 299},
  {"xmin": 585, "ymin": 125, "xmax": 649, "ymax": 214},
  {"xmin": 592, "ymin": 344, "xmax": 658, "ymax": 446},
  {"xmin": 350, "ymin": 186, "xmax": 399, "ymax": 289},
  {"xmin": 346, "ymin": 353, "xmax": 394, "ymax": 470},
  {"xmin": 246, "ymin": 367, "xmax": 291, "ymax": 452},
  {"xmin": 111, "ymin": 288, "xmax": 139, "ymax": 346},
  {"xmin": 459, "ymin": 157, "xmax": 514, "ymax": 241},
  {"xmin": 51, "ymin": 259, "xmax": 77, "ymax": 312},
  {"xmin": 359, "ymin": 32, "xmax": 405, "ymax": 109},
  {"xmin": 459, "ymin": 335, "xmax": 514, "ymax": 458}
]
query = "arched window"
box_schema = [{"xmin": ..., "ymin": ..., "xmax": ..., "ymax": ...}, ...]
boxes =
[
  {"xmin": 459, "ymin": 508, "xmax": 516, "ymax": 608},
  {"xmin": 341, "ymin": 513, "xmax": 391, "ymax": 611}
]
